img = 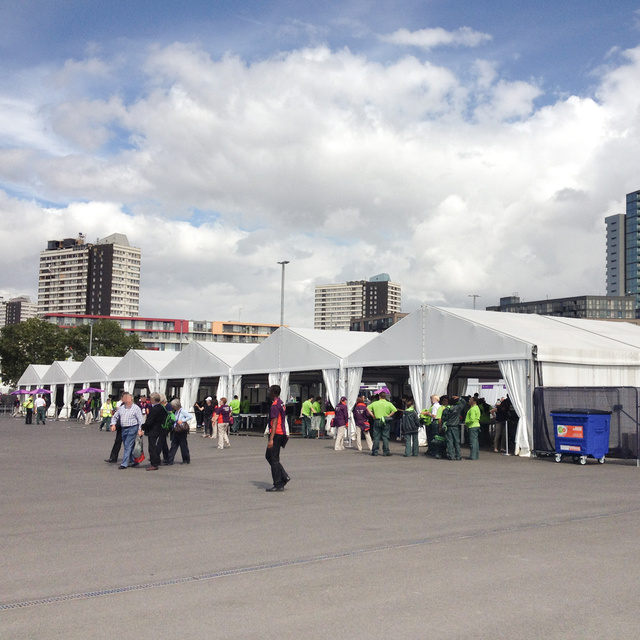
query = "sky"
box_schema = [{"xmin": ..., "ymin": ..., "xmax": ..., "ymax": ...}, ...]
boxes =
[{"xmin": 2, "ymin": 1, "xmax": 640, "ymax": 326}]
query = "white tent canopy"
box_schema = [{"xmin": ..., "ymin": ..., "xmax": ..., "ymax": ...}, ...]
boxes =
[
  {"xmin": 232, "ymin": 327, "xmax": 377, "ymax": 431},
  {"xmin": 108, "ymin": 350, "xmax": 178, "ymax": 397},
  {"xmin": 160, "ymin": 342, "xmax": 258, "ymax": 410},
  {"xmin": 70, "ymin": 355, "xmax": 122, "ymax": 411},
  {"xmin": 17, "ymin": 364, "xmax": 51, "ymax": 390},
  {"xmin": 346, "ymin": 306, "xmax": 640, "ymax": 456},
  {"xmin": 41, "ymin": 361, "xmax": 82, "ymax": 418}
]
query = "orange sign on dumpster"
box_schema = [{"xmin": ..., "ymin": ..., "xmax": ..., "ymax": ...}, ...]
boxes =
[{"xmin": 556, "ymin": 424, "xmax": 583, "ymax": 439}]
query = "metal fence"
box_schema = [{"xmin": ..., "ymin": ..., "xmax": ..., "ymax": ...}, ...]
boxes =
[{"xmin": 533, "ymin": 387, "xmax": 640, "ymax": 460}]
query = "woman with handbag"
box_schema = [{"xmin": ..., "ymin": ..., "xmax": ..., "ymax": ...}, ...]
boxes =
[
  {"xmin": 167, "ymin": 399, "xmax": 192, "ymax": 465},
  {"xmin": 215, "ymin": 397, "xmax": 232, "ymax": 450}
]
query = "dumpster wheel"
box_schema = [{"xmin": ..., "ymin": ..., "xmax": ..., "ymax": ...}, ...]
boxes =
[
  {"xmin": 555, "ymin": 453, "xmax": 562, "ymax": 463},
  {"xmin": 598, "ymin": 457, "xmax": 606, "ymax": 464},
  {"xmin": 580, "ymin": 456, "xmax": 587, "ymax": 465}
]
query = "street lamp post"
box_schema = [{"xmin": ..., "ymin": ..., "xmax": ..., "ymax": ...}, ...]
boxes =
[
  {"xmin": 468, "ymin": 294, "xmax": 480, "ymax": 310},
  {"xmin": 277, "ymin": 261, "xmax": 290, "ymax": 327}
]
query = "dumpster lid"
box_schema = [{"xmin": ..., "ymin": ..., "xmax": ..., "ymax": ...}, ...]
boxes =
[{"xmin": 550, "ymin": 408, "xmax": 612, "ymax": 415}]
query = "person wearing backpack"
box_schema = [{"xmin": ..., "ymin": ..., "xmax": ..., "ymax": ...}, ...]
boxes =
[
  {"xmin": 402, "ymin": 398, "xmax": 421, "ymax": 457},
  {"xmin": 142, "ymin": 392, "xmax": 168, "ymax": 470}
]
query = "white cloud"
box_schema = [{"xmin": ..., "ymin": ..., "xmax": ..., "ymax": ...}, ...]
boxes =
[
  {"xmin": 2, "ymin": 39, "xmax": 640, "ymax": 325},
  {"xmin": 381, "ymin": 27, "xmax": 492, "ymax": 50}
]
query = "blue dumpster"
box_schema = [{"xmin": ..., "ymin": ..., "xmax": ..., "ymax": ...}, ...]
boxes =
[{"xmin": 550, "ymin": 409, "xmax": 611, "ymax": 465}]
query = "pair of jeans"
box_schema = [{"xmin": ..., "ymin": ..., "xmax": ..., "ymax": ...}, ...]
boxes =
[
  {"xmin": 265, "ymin": 433, "xmax": 289, "ymax": 487},
  {"xmin": 404, "ymin": 432, "xmax": 419, "ymax": 456},
  {"xmin": 446, "ymin": 425, "xmax": 461, "ymax": 460},
  {"xmin": 36, "ymin": 408, "xmax": 46, "ymax": 424},
  {"xmin": 372, "ymin": 419, "xmax": 390, "ymax": 455},
  {"xmin": 120, "ymin": 426, "xmax": 139, "ymax": 467},
  {"xmin": 301, "ymin": 415, "xmax": 312, "ymax": 438}
]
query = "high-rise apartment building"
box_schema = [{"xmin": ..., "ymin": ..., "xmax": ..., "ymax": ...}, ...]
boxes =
[
  {"xmin": 605, "ymin": 190, "xmax": 640, "ymax": 312},
  {"xmin": 87, "ymin": 234, "xmax": 141, "ymax": 316},
  {"xmin": 625, "ymin": 190, "xmax": 640, "ymax": 306},
  {"xmin": 38, "ymin": 233, "xmax": 140, "ymax": 317},
  {"xmin": 314, "ymin": 273, "xmax": 401, "ymax": 331},
  {"xmin": 605, "ymin": 213, "xmax": 625, "ymax": 296},
  {"xmin": 5, "ymin": 295, "xmax": 38, "ymax": 325}
]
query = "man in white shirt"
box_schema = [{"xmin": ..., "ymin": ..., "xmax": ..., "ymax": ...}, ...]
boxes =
[{"xmin": 34, "ymin": 395, "xmax": 47, "ymax": 425}]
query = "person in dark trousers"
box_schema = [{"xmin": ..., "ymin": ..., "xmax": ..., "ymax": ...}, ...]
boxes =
[
  {"xmin": 402, "ymin": 398, "xmax": 421, "ymax": 456},
  {"xmin": 142, "ymin": 392, "xmax": 167, "ymax": 470},
  {"xmin": 167, "ymin": 399, "xmax": 192, "ymax": 465},
  {"xmin": 105, "ymin": 395, "xmax": 124, "ymax": 463},
  {"xmin": 441, "ymin": 395, "xmax": 464, "ymax": 461},
  {"xmin": 265, "ymin": 385, "xmax": 290, "ymax": 492}
]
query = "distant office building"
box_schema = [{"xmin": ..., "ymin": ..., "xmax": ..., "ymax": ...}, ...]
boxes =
[
  {"xmin": 38, "ymin": 233, "xmax": 141, "ymax": 317},
  {"xmin": 486, "ymin": 294, "xmax": 635, "ymax": 320},
  {"xmin": 5, "ymin": 296, "xmax": 38, "ymax": 325},
  {"xmin": 44, "ymin": 314, "xmax": 279, "ymax": 350},
  {"xmin": 350, "ymin": 312, "xmax": 408, "ymax": 332},
  {"xmin": 605, "ymin": 190, "xmax": 640, "ymax": 311},
  {"xmin": 314, "ymin": 273, "xmax": 402, "ymax": 331}
]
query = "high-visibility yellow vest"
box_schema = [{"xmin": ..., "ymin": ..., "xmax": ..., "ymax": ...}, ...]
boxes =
[{"xmin": 100, "ymin": 402, "xmax": 113, "ymax": 417}]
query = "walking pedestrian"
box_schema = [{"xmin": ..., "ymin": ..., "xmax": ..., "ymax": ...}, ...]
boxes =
[{"xmin": 265, "ymin": 385, "xmax": 290, "ymax": 492}]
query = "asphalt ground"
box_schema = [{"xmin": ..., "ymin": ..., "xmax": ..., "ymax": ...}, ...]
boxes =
[{"xmin": 2, "ymin": 417, "xmax": 640, "ymax": 640}]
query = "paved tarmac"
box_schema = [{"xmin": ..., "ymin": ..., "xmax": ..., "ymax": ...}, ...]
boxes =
[{"xmin": 1, "ymin": 417, "xmax": 640, "ymax": 639}]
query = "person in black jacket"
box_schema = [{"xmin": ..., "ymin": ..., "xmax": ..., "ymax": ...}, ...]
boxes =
[
  {"xmin": 143, "ymin": 392, "xmax": 168, "ymax": 470},
  {"xmin": 402, "ymin": 398, "xmax": 421, "ymax": 457}
]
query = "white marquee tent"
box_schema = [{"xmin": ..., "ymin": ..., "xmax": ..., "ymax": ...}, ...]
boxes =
[
  {"xmin": 232, "ymin": 327, "xmax": 377, "ymax": 417},
  {"xmin": 107, "ymin": 350, "xmax": 178, "ymax": 397},
  {"xmin": 160, "ymin": 342, "xmax": 258, "ymax": 410},
  {"xmin": 17, "ymin": 364, "xmax": 51, "ymax": 390},
  {"xmin": 346, "ymin": 306, "xmax": 640, "ymax": 456},
  {"xmin": 41, "ymin": 360, "xmax": 82, "ymax": 418}
]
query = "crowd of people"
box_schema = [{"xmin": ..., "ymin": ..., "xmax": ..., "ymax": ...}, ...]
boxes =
[
  {"xmin": 16, "ymin": 385, "xmax": 518, "ymax": 487},
  {"xmin": 323, "ymin": 391, "xmax": 517, "ymax": 460}
]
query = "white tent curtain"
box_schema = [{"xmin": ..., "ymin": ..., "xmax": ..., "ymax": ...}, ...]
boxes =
[
  {"xmin": 217, "ymin": 376, "xmax": 229, "ymax": 402},
  {"xmin": 47, "ymin": 385, "xmax": 57, "ymax": 417},
  {"xmin": 61, "ymin": 383, "xmax": 74, "ymax": 419},
  {"xmin": 156, "ymin": 379, "xmax": 167, "ymax": 397},
  {"xmin": 322, "ymin": 369, "xmax": 339, "ymax": 409},
  {"xmin": 409, "ymin": 363, "xmax": 453, "ymax": 446},
  {"xmin": 124, "ymin": 380, "xmax": 135, "ymax": 394},
  {"xmin": 408, "ymin": 366, "xmax": 426, "ymax": 412},
  {"xmin": 424, "ymin": 363, "xmax": 453, "ymax": 401},
  {"xmin": 267, "ymin": 372, "xmax": 290, "ymax": 403},
  {"xmin": 499, "ymin": 359, "xmax": 532, "ymax": 457},
  {"xmin": 147, "ymin": 379, "xmax": 155, "ymax": 394},
  {"xmin": 280, "ymin": 372, "xmax": 290, "ymax": 405},
  {"xmin": 409, "ymin": 366, "xmax": 427, "ymax": 446},
  {"xmin": 180, "ymin": 376, "xmax": 200, "ymax": 411},
  {"xmin": 232, "ymin": 375, "xmax": 242, "ymax": 400},
  {"xmin": 346, "ymin": 367, "xmax": 363, "ymax": 439}
]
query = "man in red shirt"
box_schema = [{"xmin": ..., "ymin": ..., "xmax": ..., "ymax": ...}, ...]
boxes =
[{"xmin": 265, "ymin": 385, "xmax": 290, "ymax": 492}]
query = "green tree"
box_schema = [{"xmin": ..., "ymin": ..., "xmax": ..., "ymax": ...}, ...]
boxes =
[
  {"xmin": 65, "ymin": 319, "xmax": 144, "ymax": 360},
  {"xmin": 0, "ymin": 318, "xmax": 68, "ymax": 385}
]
